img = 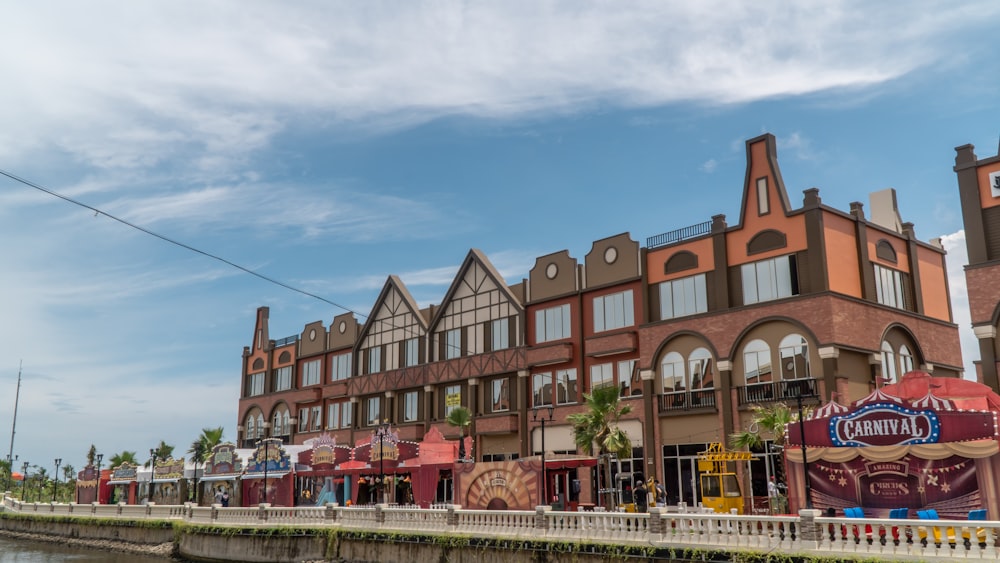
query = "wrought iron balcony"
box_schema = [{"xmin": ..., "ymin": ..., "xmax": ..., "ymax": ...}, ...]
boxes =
[
  {"xmin": 737, "ymin": 377, "xmax": 818, "ymax": 406},
  {"xmin": 646, "ymin": 220, "xmax": 712, "ymax": 249},
  {"xmin": 658, "ymin": 388, "xmax": 716, "ymax": 412}
]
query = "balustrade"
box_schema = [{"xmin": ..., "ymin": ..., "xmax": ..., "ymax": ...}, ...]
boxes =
[{"xmin": 4, "ymin": 492, "xmax": 1000, "ymax": 561}]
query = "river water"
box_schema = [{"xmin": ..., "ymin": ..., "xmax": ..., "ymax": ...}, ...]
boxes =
[{"xmin": 0, "ymin": 536, "xmax": 172, "ymax": 562}]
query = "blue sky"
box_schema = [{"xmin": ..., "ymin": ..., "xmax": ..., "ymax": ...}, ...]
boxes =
[{"xmin": 1, "ymin": 1, "xmax": 999, "ymax": 476}]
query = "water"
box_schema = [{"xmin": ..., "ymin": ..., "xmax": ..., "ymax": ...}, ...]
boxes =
[{"xmin": 0, "ymin": 536, "xmax": 172, "ymax": 562}]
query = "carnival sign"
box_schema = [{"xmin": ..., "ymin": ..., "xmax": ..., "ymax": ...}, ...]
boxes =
[{"xmin": 830, "ymin": 403, "xmax": 940, "ymax": 447}]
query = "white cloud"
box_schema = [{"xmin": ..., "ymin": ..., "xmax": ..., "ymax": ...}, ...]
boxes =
[
  {"xmin": 2, "ymin": 1, "xmax": 996, "ymax": 175},
  {"xmin": 701, "ymin": 159, "xmax": 719, "ymax": 173},
  {"xmin": 941, "ymin": 230, "xmax": 977, "ymax": 380}
]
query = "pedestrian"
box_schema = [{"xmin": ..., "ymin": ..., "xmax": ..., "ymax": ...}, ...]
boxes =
[
  {"xmin": 221, "ymin": 489, "xmax": 230, "ymax": 507},
  {"xmin": 654, "ymin": 480, "xmax": 667, "ymax": 507},
  {"xmin": 633, "ymin": 479, "xmax": 648, "ymax": 513}
]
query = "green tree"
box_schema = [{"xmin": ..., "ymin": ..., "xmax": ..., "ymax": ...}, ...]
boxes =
[
  {"xmin": 61, "ymin": 464, "xmax": 76, "ymax": 503},
  {"xmin": 1, "ymin": 457, "xmax": 11, "ymax": 493},
  {"xmin": 445, "ymin": 407, "xmax": 472, "ymax": 461},
  {"xmin": 108, "ymin": 451, "xmax": 138, "ymax": 468},
  {"xmin": 730, "ymin": 402, "xmax": 812, "ymax": 513},
  {"xmin": 188, "ymin": 426, "xmax": 224, "ymax": 503},
  {"xmin": 567, "ymin": 385, "xmax": 633, "ymax": 509},
  {"xmin": 148, "ymin": 441, "xmax": 175, "ymax": 466}
]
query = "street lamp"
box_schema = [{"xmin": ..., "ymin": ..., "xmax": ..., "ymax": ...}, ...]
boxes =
[
  {"xmin": 533, "ymin": 405, "xmax": 554, "ymax": 506},
  {"xmin": 260, "ymin": 440, "xmax": 269, "ymax": 505},
  {"xmin": 95, "ymin": 454, "xmax": 103, "ymax": 504},
  {"xmin": 20, "ymin": 462, "xmax": 28, "ymax": 501},
  {"xmin": 148, "ymin": 449, "xmax": 158, "ymax": 504},
  {"xmin": 795, "ymin": 385, "xmax": 815, "ymax": 509},
  {"xmin": 373, "ymin": 422, "xmax": 391, "ymax": 504},
  {"xmin": 52, "ymin": 458, "xmax": 61, "ymax": 502}
]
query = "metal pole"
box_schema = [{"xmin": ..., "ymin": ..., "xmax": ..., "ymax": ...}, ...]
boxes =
[
  {"xmin": 796, "ymin": 394, "xmax": 813, "ymax": 509},
  {"xmin": 379, "ymin": 429, "xmax": 385, "ymax": 504},
  {"xmin": 148, "ymin": 449, "xmax": 157, "ymax": 504},
  {"xmin": 52, "ymin": 458, "xmax": 61, "ymax": 502},
  {"xmin": 262, "ymin": 441, "xmax": 269, "ymax": 504},
  {"xmin": 6, "ymin": 362, "xmax": 23, "ymax": 490},
  {"xmin": 95, "ymin": 454, "xmax": 103, "ymax": 504}
]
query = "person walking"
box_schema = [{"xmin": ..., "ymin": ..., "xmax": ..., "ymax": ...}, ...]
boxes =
[{"xmin": 633, "ymin": 479, "xmax": 648, "ymax": 513}]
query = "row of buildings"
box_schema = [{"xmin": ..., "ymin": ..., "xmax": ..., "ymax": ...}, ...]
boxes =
[{"xmin": 236, "ymin": 133, "xmax": 1000, "ymax": 512}]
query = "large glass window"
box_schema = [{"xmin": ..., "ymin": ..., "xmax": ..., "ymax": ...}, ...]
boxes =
[
  {"xmin": 659, "ymin": 274, "xmax": 708, "ymax": 320},
  {"xmin": 881, "ymin": 341, "xmax": 898, "ymax": 383},
  {"xmin": 327, "ymin": 403, "xmax": 340, "ymax": 430},
  {"xmin": 248, "ymin": 372, "xmax": 264, "ymax": 396},
  {"xmin": 445, "ymin": 329, "xmax": 462, "ymax": 360},
  {"xmin": 366, "ymin": 397, "xmax": 381, "ymax": 426},
  {"xmin": 899, "ymin": 345, "xmax": 914, "ymax": 375},
  {"xmin": 341, "ymin": 402, "xmax": 353, "ymax": 428},
  {"xmin": 778, "ymin": 334, "xmax": 810, "ymax": 380},
  {"xmin": 874, "ymin": 264, "xmax": 906, "ymax": 310},
  {"xmin": 491, "ymin": 319, "xmax": 509, "ymax": 351},
  {"xmin": 311, "ymin": 406, "xmax": 322, "ymax": 431},
  {"xmin": 403, "ymin": 391, "xmax": 418, "ymax": 422},
  {"xmin": 593, "ymin": 290, "xmax": 635, "ymax": 332},
  {"xmin": 331, "ymin": 354, "xmax": 351, "ymax": 380},
  {"xmin": 661, "ymin": 352, "xmax": 685, "ymax": 393},
  {"xmin": 367, "ymin": 347, "xmax": 381, "ymax": 374},
  {"xmin": 556, "ymin": 369, "xmax": 577, "ymax": 405},
  {"xmin": 444, "ymin": 384, "xmax": 462, "ymax": 416},
  {"xmin": 742, "ymin": 256, "xmax": 797, "ymax": 305},
  {"xmin": 689, "ymin": 348, "xmax": 713, "ymax": 390},
  {"xmin": 744, "ymin": 339, "xmax": 772, "ymax": 385},
  {"xmin": 404, "ymin": 338, "xmax": 420, "ymax": 367},
  {"xmin": 533, "ymin": 372, "xmax": 552, "ymax": 406},
  {"xmin": 273, "ymin": 366, "xmax": 292, "ymax": 391},
  {"xmin": 302, "ymin": 359, "xmax": 321, "ymax": 387},
  {"xmin": 490, "ymin": 378, "xmax": 509, "ymax": 413},
  {"xmin": 298, "ymin": 408, "xmax": 310, "ymax": 432},
  {"xmin": 536, "ymin": 304, "xmax": 571, "ymax": 343},
  {"xmin": 591, "ymin": 363, "xmax": 615, "ymax": 390}
]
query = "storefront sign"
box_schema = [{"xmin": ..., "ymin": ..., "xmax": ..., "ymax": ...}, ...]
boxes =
[{"xmin": 830, "ymin": 403, "xmax": 940, "ymax": 447}]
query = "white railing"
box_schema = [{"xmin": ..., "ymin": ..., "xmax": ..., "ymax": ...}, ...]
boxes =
[{"xmin": 4, "ymin": 493, "xmax": 1000, "ymax": 561}]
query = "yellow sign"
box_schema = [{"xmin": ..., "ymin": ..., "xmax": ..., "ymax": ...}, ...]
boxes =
[{"xmin": 446, "ymin": 392, "xmax": 461, "ymax": 407}]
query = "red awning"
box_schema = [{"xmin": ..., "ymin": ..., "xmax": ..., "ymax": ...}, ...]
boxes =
[{"xmin": 544, "ymin": 457, "xmax": 598, "ymax": 470}]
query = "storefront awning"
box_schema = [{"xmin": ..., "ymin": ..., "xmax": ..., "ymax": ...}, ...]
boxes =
[
  {"xmin": 200, "ymin": 475, "xmax": 240, "ymax": 482},
  {"xmin": 545, "ymin": 457, "xmax": 598, "ymax": 470},
  {"xmin": 241, "ymin": 472, "xmax": 290, "ymax": 480},
  {"xmin": 107, "ymin": 480, "xmax": 135, "ymax": 485}
]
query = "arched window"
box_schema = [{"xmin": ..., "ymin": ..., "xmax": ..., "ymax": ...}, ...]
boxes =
[
  {"xmin": 256, "ymin": 414, "xmax": 265, "ymax": 439},
  {"xmin": 778, "ymin": 334, "xmax": 810, "ymax": 380},
  {"xmin": 744, "ymin": 339, "xmax": 772, "ymax": 385},
  {"xmin": 273, "ymin": 411, "xmax": 282, "ymax": 436},
  {"xmin": 899, "ymin": 345, "xmax": 914, "ymax": 375},
  {"xmin": 881, "ymin": 341, "xmax": 898, "ymax": 384},
  {"xmin": 689, "ymin": 348, "xmax": 713, "ymax": 390},
  {"xmin": 661, "ymin": 352, "xmax": 685, "ymax": 394},
  {"xmin": 282, "ymin": 411, "xmax": 290, "ymax": 436},
  {"xmin": 246, "ymin": 415, "xmax": 256, "ymax": 441}
]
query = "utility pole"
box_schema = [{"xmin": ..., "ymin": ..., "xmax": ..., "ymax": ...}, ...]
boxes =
[{"xmin": 6, "ymin": 361, "xmax": 23, "ymax": 485}]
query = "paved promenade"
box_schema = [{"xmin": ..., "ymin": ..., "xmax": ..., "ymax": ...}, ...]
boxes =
[{"xmin": 4, "ymin": 493, "xmax": 999, "ymax": 561}]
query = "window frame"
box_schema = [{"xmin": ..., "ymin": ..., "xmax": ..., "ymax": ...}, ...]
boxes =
[
  {"xmin": 248, "ymin": 372, "xmax": 265, "ymax": 396},
  {"xmin": 659, "ymin": 274, "xmax": 708, "ymax": 320},
  {"xmin": 331, "ymin": 354, "xmax": 351, "ymax": 381},
  {"xmin": 535, "ymin": 304, "xmax": 571, "ymax": 343},
  {"xmin": 366, "ymin": 397, "xmax": 381, "ymax": 426},
  {"xmin": 403, "ymin": 391, "xmax": 419, "ymax": 422},
  {"xmin": 490, "ymin": 378, "xmax": 510, "ymax": 413},
  {"xmin": 593, "ymin": 289, "xmax": 635, "ymax": 333},
  {"xmin": 742, "ymin": 255, "xmax": 797, "ymax": 305},
  {"xmin": 301, "ymin": 359, "xmax": 322, "ymax": 387}
]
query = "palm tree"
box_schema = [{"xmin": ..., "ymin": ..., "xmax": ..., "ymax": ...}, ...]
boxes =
[
  {"xmin": 445, "ymin": 407, "xmax": 472, "ymax": 461},
  {"xmin": 150, "ymin": 441, "xmax": 174, "ymax": 464},
  {"xmin": 108, "ymin": 451, "xmax": 138, "ymax": 469},
  {"xmin": 730, "ymin": 402, "xmax": 812, "ymax": 513},
  {"xmin": 567, "ymin": 385, "xmax": 633, "ymax": 509},
  {"xmin": 188, "ymin": 426, "xmax": 224, "ymax": 503},
  {"xmin": 61, "ymin": 464, "xmax": 75, "ymax": 503}
]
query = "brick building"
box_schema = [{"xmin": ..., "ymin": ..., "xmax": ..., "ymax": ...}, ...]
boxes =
[
  {"xmin": 236, "ymin": 133, "xmax": 962, "ymax": 509},
  {"xmin": 955, "ymin": 138, "xmax": 1000, "ymax": 391}
]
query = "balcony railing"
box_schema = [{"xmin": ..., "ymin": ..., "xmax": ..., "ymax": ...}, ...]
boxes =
[
  {"xmin": 273, "ymin": 335, "xmax": 299, "ymax": 347},
  {"xmin": 646, "ymin": 220, "xmax": 712, "ymax": 249},
  {"xmin": 658, "ymin": 389, "xmax": 716, "ymax": 412},
  {"xmin": 737, "ymin": 378, "xmax": 817, "ymax": 406}
]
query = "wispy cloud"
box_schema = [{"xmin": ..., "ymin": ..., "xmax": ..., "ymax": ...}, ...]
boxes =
[{"xmin": 941, "ymin": 230, "xmax": 976, "ymax": 379}]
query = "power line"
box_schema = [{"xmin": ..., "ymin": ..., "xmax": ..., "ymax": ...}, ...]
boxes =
[{"xmin": 0, "ymin": 168, "xmax": 357, "ymax": 315}]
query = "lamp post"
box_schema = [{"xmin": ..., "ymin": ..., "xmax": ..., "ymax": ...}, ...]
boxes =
[
  {"xmin": 20, "ymin": 462, "xmax": 28, "ymax": 501},
  {"xmin": 261, "ymin": 440, "xmax": 269, "ymax": 505},
  {"xmin": 795, "ymin": 387, "xmax": 814, "ymax": 509},
  {"xmin": 533, "ymin": 405, "xmax": 554, "ymax": 506},
  {"xmin": 148, "ymin": 449, "xmax": 158, "ymax": 504},
  {"xmin": 373, "ymin": 422, "xmax": 391, "ymax": 504},
  {"xmin": 52, "ymin": 458, "xmax": 61, "ymax": 502},
  {"xmin": 95, "ymin": 453, "xmax": 103, "ymax": 504}
]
